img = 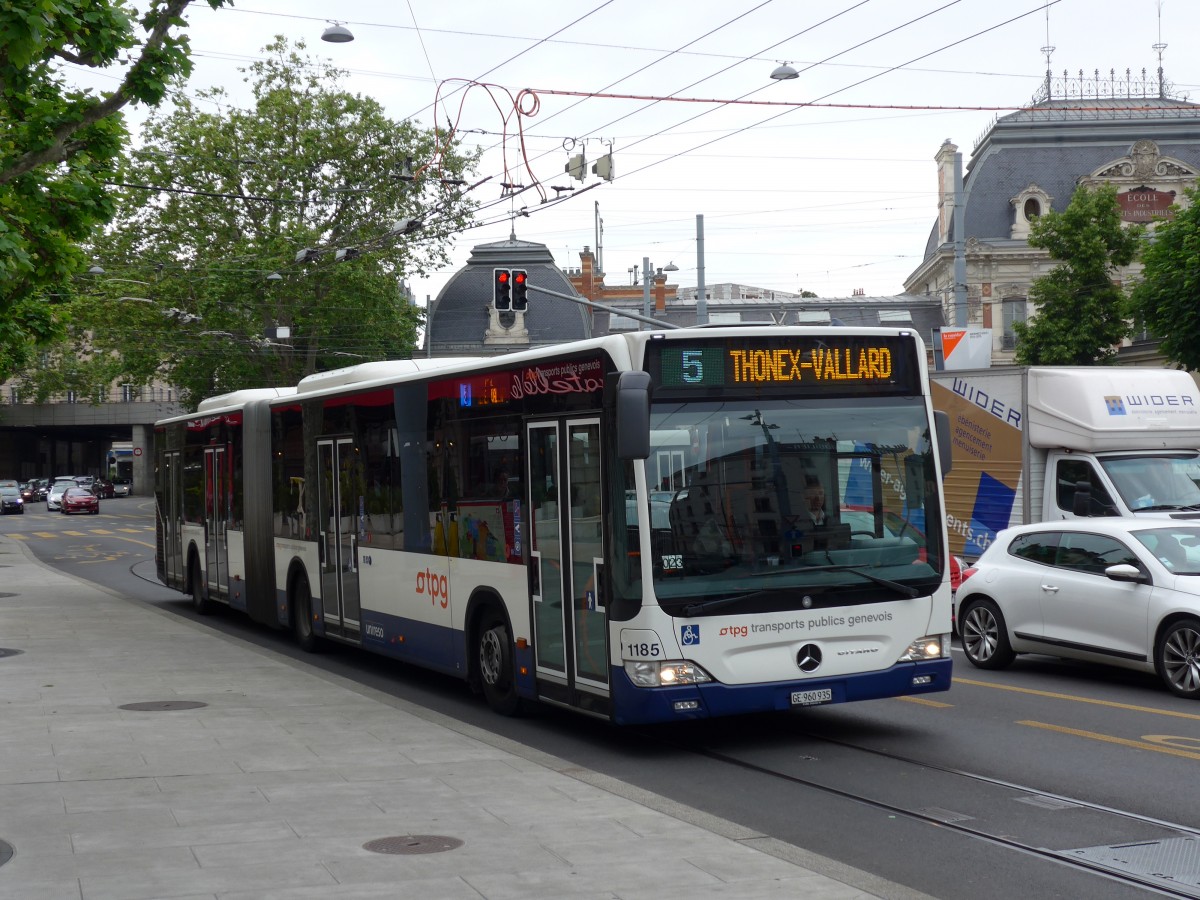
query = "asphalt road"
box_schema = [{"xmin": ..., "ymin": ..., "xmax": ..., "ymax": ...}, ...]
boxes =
[{"xmin": 5, "ymin": 501, "xmax": 1199, "ymax": 900}]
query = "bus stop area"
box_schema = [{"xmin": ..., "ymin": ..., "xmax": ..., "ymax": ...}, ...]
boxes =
[{"xmin": 0, "ymin": 535, "xmax": 916, "ymax": 900}]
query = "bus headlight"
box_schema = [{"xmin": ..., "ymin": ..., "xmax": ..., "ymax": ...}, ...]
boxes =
[
  {"xmin": 897, "ymin": 635, "xmax": 949, "ymax": 662},
  {"xmin": 624, "ymin": 660, "xmax": 714, "ymax": 687}
]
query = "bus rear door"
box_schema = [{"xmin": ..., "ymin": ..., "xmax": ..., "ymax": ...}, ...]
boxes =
[{"xmin": 316, "ymin": 437, "xmax": 362, "ymax": 641}]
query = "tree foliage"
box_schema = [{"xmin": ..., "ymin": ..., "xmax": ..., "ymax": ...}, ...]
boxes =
[
  {"xmin": 1013, "ymin": 184, "xmax": 1143, "ymax": 366},
  {"xmin": 27, "ymin": 38, "xmax": 478, "ymax": 410},
  {"xmin": 1127, "ymin": 186, "xmax": 1200, "ymax": 371},
  {"xmin": 0, "ymin": 0, "xmax": 226, "ymax": 380}
]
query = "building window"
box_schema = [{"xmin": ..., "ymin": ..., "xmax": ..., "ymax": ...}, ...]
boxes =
[
  {"xmin": 1023, "ymin": 197, "xmax": 1041, "ymax": 220},
  {"xmin": 9, "ymin": 387, "xmax": 18, "ymax": 404},
  {"xmin": 608, "ymin": 315, "xmax": 638, "ymax": 332},
  {"xmin": 795, "ymin": 310, "xmax": 832, "ymax": 325},
  {"xmin": 878, "ymin": 309, "xmax": 913, "ymax": 326},
  {"xmin": 1001, "ymin": 297, "xmax": 1026, "ymax": 351},
  {"xmin": 708, "ymin": 312, "xmax": 741, "ymax": 325},
  {"xmin": 122, "ymin": 384, "xmax": 135, "ymax": 402}
]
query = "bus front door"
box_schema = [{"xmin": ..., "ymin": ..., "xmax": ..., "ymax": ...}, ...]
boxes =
[
  {"xmin": 203, "ymin": 446, "xmax": 226, "ymax": 596},
  {"xmin": 528, "ymin": 419, "xmax": 609, "ymax": 710},
  {"xmin": 316, "ymin": 437, "xmax": 361, "ymax": 642}
]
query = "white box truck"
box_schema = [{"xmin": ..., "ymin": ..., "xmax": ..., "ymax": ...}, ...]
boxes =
[{"xmin": 930, "ymin": 366, "xmax": 1200, "ymax": 560}]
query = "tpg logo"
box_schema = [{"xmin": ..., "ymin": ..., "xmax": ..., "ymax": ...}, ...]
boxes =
[{"xmin": 416, "ymin": 569, "xmax": 449, "ymax": 608}]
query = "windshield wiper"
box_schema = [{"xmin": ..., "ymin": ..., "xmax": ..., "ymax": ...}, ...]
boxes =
[
  {"xmin": 680, "ymin": 591, "xmax": 771, "ymax": 617},
  {"xmin": 758, "ymin": 563, "xmax": 920, "ymax": 598}
]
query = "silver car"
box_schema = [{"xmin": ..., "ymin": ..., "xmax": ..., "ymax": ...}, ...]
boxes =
[{"xmin": 957, "ymin": 518, "xmax": 1200, "ymax": 698}]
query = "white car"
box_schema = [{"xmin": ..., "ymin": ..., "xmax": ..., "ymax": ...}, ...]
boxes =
[
  {"xmin": 957, "ymin": 518, "xmax": 1200, "ymax": 698},
  {"xmin": 46, "ymin": 479, "xmax": 75, "ymax": 511},
  {"xmin": 112, "ymin": 479, "xmax": 132, "ymax": 497}
]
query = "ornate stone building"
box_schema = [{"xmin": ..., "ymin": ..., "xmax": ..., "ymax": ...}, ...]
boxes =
[{"xmin": 904, "ymin": 69, "xmax": 1200, "ymax": 362}]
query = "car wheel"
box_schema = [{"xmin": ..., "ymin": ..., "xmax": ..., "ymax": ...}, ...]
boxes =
[
  {"xmin": 1156, "ymin": 618, "xmax": 1200, "ymax": 699},
  {"xmin": 959, "ymin": 598, "xmax": 1016, "ymax": 669},
  {"xmin": 477, "ymin": 613, "xmax": 525, "ymax": 716}
]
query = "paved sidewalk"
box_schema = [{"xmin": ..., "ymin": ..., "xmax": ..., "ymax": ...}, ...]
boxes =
[{"xmin": 0, "ymin": 534, "xmax": 926, "ymax": 900}]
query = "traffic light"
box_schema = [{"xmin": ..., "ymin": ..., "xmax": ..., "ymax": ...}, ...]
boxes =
[
  {"xmin": 511, "ymin": 270, "xmax": 529, "ymax": 310},
  {"xmin": 591, "ymin": 153, "xmax": 614, "ymax": 181},
  {"xmin": 565, "ymin": 150, "xmax": 587, "ymax": 181},
  {"xmin": 493, "ymin": 268, "xmax": 511, "ymax": 310}
]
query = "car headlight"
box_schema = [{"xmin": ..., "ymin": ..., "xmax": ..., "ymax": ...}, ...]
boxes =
[
  {"xmin": 624, "ymin": 660, "xmax": 714, "ymax": 687},
  {"xmin": 897, "ymin": 634, "xmax": 950, "ymax": 662}
]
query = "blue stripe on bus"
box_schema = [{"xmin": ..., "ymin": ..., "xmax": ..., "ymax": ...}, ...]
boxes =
[{"xmin": 608, "ymin": 658, "xmax": 953, "ymax": 725}]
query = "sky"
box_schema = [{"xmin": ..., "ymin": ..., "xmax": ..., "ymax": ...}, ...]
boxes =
[{"xmin": 87, "ymin": 0, "xmax": 1200, "ymax": 307}]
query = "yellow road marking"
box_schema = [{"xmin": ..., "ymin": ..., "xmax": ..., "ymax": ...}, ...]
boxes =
[
  {"xmin": 63, "ymin": 531, "xmax": 87, "ymax": 536},
  {"xmin": 1019, "ymin": 721, "xmax": 1200, "ymax": 761},
  {"xmin": 117, "ymin": 528, "xmax": 143, "ymax": 534},
  {"xmin": 896, "ymin": 696, "xmax": 954, "ymax": 708},
  {"xmin": 7, "ymin": 533, "xmax": 26, "ymax": 540},
  {"xmin": 954, "ymin": 676, "xmax": 1200, "ymax": 721},
  {"xmin": 33, "ymin": 532, "xmax": 56, "ymax": 539},
  {"xmin": 88, "ymin": 529, "xmax": 114, "ymax": 535}
]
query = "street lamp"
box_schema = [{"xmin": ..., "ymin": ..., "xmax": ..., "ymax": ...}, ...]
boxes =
[
  {"xmin": 770, "ymin": 61, "xmax": 799, "ymax": 81},
  {"xmin": 321, "ymin": 21, "xmax": 354, "ymax": 43}
]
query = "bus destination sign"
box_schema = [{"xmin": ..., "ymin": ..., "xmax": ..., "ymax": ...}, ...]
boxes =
[{"xmin": 649, "ymin": 335, "xmax": 919, "ymax": 395}]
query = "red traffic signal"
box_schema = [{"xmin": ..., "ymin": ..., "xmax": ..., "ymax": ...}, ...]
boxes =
[
  {"xmin": 493, "ymin": 268, "xmax": 511, "ymax": 310},
  {"xmin": 512, "ymin": 269, "xmax": 529, "ymax": 310}
]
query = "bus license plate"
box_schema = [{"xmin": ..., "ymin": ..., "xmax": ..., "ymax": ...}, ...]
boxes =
[{"xmin": 791, "ymin": 688, "xmax": 832, "ymax": 706}]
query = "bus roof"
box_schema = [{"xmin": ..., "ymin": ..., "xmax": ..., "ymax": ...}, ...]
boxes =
[
  {"xmin": 293, "ymin": 358, "xmax": 482, "ymax": 394},
  {"xmin": 195, "ymin": 387, "xmax": 297, "ymax": 412}
]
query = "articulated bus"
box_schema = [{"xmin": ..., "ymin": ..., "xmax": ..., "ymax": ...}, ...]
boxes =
[{"xmin": 155, "ymin": 326, "xmax": 954, "ymax": 724}]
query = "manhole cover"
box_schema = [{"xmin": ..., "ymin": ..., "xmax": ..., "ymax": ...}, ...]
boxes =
[
  {"xmin": 0, "ymin": 648, "xmax": 23, "ymax": 658},
  {"xmin": 363, "ymin": 835, "xmax": 463, "ymax": 855},
  {"xmin": 118, "ymin": 700, "xmax": 208, "ymax": 711},
  {"xmin": 0, "ymin": 838, "xmax": 13, "ymax": 867}
]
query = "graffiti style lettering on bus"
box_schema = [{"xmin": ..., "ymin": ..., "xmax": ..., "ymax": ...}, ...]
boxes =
[
  {"xmin": 416, "ymin": 569, "xmax": 449, "ymax": 608},
  {"xmin": 510, "ymin": 359, "xmax": 604, "ymax": 399}
]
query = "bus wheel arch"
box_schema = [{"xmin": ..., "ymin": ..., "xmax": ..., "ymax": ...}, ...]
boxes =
[
  {"xmin": 288, "ymin": 561, "xmax": 320, "ymax": 652},
  {"xmin": 467, "ymin": 593, "xmax": 524, "ymax": 716}
]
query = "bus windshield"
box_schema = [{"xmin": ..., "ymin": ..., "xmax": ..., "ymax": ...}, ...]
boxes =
[{"xmin": 629, "ymin": 395, "xmax": 945, "ymax": 610}]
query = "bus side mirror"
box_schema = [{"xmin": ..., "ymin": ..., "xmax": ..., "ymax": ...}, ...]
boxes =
[
  {"xmin": 934, "ymin": 410, "xmax": 952, "ymax": 477},
  {"xmin": 616, "ymin": 371, "xmax": 651, "ymax": 460}
]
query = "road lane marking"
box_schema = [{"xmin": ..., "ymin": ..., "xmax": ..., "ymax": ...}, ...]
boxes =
[
  {"xmin": 7, "ymin": 534, "xmax": 26, "ymax": 540},
  {"xmin": 954, "ymin": 676, "xmax": 1200, "ymax": 721},
  {"xmin": 1019, "ymin": 721, "xmax": 1200, "ymax": 761},
  {"xmin": 33, "ymin": 532, "xmax": 56, "ymax": 539},
  {"xmin": 896, "ymin": 696, "xmax": 954, "ymax": 708},
  {"xmin": 87, "ymin": 529, "xmax": 114, "ymax": 534},
  {"xmin": 117, "ymin": 528, "xmax": 143, "ymax": 533},
  {"xmin": 63, "ymin": 531, "xmax": 88, "ymax": 536}
]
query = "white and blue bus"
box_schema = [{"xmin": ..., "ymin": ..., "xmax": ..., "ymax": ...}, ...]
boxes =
[{"xmin": 155, "ymin": 326, "xmax": 954, "ymax": 724}]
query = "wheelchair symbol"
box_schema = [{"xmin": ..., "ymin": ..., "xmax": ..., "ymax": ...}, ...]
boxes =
[{"xmin": 680, "ymin": 624, "xmax": 699, "ymax": 646}]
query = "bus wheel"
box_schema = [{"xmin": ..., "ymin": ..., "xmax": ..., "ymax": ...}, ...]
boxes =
[
  {"xmin": 292, "ymin": 572, "xmax": 320, "ymax": 653},
  {"xmin": 190, "ymin": 559, "xmax": 212, "ymax": 615},
  {"xmin": 478, "ymin": 616, "xmax": 523, "ymax": 716}
]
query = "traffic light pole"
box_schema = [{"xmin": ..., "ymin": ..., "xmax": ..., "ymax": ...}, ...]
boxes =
[{"xmin": 524, "ymin": 283, "xmax": 683, "ymax": 330}]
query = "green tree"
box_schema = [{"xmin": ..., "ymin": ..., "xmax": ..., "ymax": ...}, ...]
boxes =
[
  {"xmin": 32, "ymin": 38, "xmax": 477, "ymax": 409},
  {"xmin": 1013, "ymin": 184, "xmax": 1143, "ymax": 365},
  {"xmin": 1127, "ymin": 186, "xmax": 1200, "ymax": 371},
  {"xmin": 0, "ymin": 0, "xmax": 226, "ymax": 380}
]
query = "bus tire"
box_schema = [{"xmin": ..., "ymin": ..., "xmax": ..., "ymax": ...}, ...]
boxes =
[
  {"xmin": 478, "ymin": 614, "xmax": 523, "ymax": 716},
  {"xmin": 292, "ymin": 571, "xmax": 320, "ymax": 653},
  {"xmin": 190, "ymin": 557, "xmax": 212, "ymax": 615}
]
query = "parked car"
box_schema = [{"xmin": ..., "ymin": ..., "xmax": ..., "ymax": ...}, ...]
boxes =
[
  {"xmin": 45, "ymin": 478, "xmax": 76, "ymax": 511},
  {"xmin": 0, "ymin": 485, "xmax": 24, "ymax": 515},
  {"xmin": 92, "ymin": 479, "xmax": 115, "ymax": 498},
  {"xmin": 956, "ymin": 519, "xmax": 1200, "ymax": 698},
  {"xmin": 60, "ymin": 486, "xmax": 99, "ymax": 515}
]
